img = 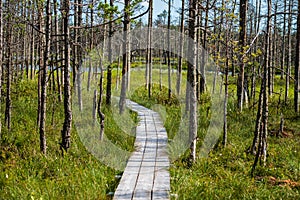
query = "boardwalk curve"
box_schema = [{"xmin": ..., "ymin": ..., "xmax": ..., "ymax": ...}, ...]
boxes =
[{"xmin": 113, "ymin": 100, "xmax": 170, "ymax": 200}]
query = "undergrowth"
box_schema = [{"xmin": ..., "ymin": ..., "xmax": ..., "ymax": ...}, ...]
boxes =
[
  {"xmin": 0, "ymin": 79, "xmax": 135, "ymax": 199},
  {"xmin": 130, "ymin": 76, "xmax": 300, "ymax": 199}
]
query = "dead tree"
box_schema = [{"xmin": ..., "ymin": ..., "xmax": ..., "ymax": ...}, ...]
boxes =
[{"xmin": 61, "ymin": 0, "xmax": 72, "ymax": 153}]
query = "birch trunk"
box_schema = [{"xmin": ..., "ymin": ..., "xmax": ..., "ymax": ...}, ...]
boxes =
[
  {"xmin": 61, "ymin": 0, "xmax": 72, "ymax": 153},
  {"xmin": 188, "ymin": 0, "xmax": 197, "ymax": 163}
]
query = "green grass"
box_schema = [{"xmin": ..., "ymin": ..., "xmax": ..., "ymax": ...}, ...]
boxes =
[
  {"xmin": 127, "ymin": 71, "xmax": 300, "ymax": 199},
  {"xmin": 0, "ymin": 79, "xmax": 136, "ymax": 199},
  {"xmin": 1, "ymin": 65, "xmax": 300, "ymax": 199}
]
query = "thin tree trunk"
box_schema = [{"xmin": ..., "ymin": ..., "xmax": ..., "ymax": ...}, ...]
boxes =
[
  {"xmin": 271, "ymin": 1, "xmax": 278, "ymax": 95},
  {"xmin": 230, "ymin": 0, "xmax": 237, "ymax": 77},
  {"xmin": 281, "ymin": 0, "xmax": 287, "ymax": 80},
  {"xmin": 252, "ymin": 0, "xmax": 271, "ymax": 174},
  {"xmin": 0, "ymin": 0, "xmax": 2, "ymax": 139},
  {"xmin": 285, "ymin": 0, "xmax": 293, "ymax": 103},
  {"xmin": 87, "ymin": 0, "xmax": 94, "ymax": 91},
  {"xmin": 200, "ymin": 0, "xmax": 209, "ymax": 94},
  {"xmin": 146, "ymin": 0, "xmax": 153, "ymax": 98},
  {"xmin": 223, "ymin": 0, "xmax": 229, "ymax": 147},
  {"xmin": 98, "ymin": 67, "xmax": 105, "ymax": 140},
  {"xmin": 116, "ymin": 44, "xmax": 121, "ymax": 90},
  {"xmin": 177, "ymin": 0, "xmax": 185, "ymax": 95},
  {"xmin": 237, "ymin": 0, "xmax": 248, "ymax": 111},
  {"xmin": 295, "ymin": 0, "xmax": 300, "ymax": 113},
  {"xmin": 76, "ymin": 0, "xmax": 83, "ymax": 111},
  {"xmin": 251, "ymin": 81, "xmax": 263, "ymax": 154},
  {"xmin": 119, "ymin": 0, "xmax": 131, "ymax": 114},
  {"xmin": 61, "ymin": 0, "xmax": 72, "ymax": 153},
  {"xmin": 30, "ymin": 23, "xmax": 35, "ymax": 80},
  {"xmin": 54, "ymin": 0, "xmax": 62, "ymax": 102},
  {"xmin": 39, "ymin": 0, "xmax": 51, "ymax": 154},
  {"xmin": 106, "ymin": 0, "xmax": 113, "ymax": 105},
  {"xmin": 188, "ymin": 0, "xmax": 197, "ymax": 163},
  {"xmin": 5, "ymin": 1, "xmax": 12, "ymax": 131},
  {"xmin": 167, "ymin": 0, "xmax": 172, "ymax": 99}
]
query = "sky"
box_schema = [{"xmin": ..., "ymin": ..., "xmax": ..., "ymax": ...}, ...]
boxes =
[{"xmin": 139, "ymin": 0, "xmax": 182, "ymax": 23}]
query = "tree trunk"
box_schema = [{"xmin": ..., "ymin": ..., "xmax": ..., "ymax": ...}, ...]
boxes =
[
  {"xmin": 87, "ymin": 0, "xmax": 94, "ymax": 91},
  {"xmin": 5, "ymin": 1, "xmax": 12, "ymax": 131},
  {"xmin": 119, "ymin": 0, "xmax": 131, "ymax": 114},
  {"xmin": 188, "ymin": 0, "xmax": 197, "ymax": 163},
  {"xmin": 146, "ymin": 0, "xmax": 153, "ymax": 98},
  {"xmin": 53, "ymin": 0, "xmax": 62, "ymax": 102},
  {"xmin": 0, "ymin": 0, "xmax": 2, "ymax": 139},
  {"xmin": 106, "ymin": 0, "xmax": 113, "ymax": 105},
  {"xmin": 39, "ymin": 0, "xmax": 51, "ymax": 154},
  {"xmin": 61, "ymin": 0, "xmax": 72, "ymax": 153},
  {"xmin": 281, "ymin": 0, "xmax": 287, "ymax": 80},
  {"xmin": 223, "ymin": 0, "xmax": 229, "ymax": 147},
  {"xmin": 176, "ymin": 0, "xmax": 185, "ymax": 95},
  {"xmin": 200, "ymin": 0, "xmax": 209, "ymax": 94},
  {"xmin": 285, "ymin": 0, "xmax": 293, "ymax": 103},
  {"xmin": 98, "ymin": 68, "xmax": 105, "ymax": 140},
  {"xmin": 295, "ymin": 0, "xmax": 300, "ymax": 113},
  {"xmin": 237, "ymin": 0, "xmax": 248, "ymax": 111},
  {"xmin": 76, "ymin": 0, "xmax": 83, "ymax": 111},
  {"xmin": 167, "ymin": 0, "xmax": 172, "ymax": 99},
  {"xmin": 252, "ymin": 0, "xmax": 271, "ymax": 174}
]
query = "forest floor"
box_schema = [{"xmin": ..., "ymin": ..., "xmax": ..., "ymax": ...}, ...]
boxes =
[{"xmin": 0, "ymin": 70, "xmax": 300, "ymax": 199}]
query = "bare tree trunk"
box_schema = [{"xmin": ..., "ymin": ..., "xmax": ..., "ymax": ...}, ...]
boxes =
[
  {"xmin": 119, "ymin": 0, "xmax": 131, "ymax": 114},
  {"xmin": 237, "ymin": 0, "xmax": 248, "ymax": 111},
  {"xmin": 39, "ymin": 0, "xmax": 51, "ymax": 154},
  {"xmin": 200, "ymin": 0, "xmax": 209, "ymax": 94},
  {"xmin": 281, "ymin": 0, "xmax": 287, "ymax": 80},
  {"xmin": 106, "ymin": 0, "xmax": 113, "ymax": 105},
  {"xmin": 295, "ymin": 0, "xmax": 300, "ymax": 113},
  {"xmin": 5, "ymin": 1, "xmax": 12, "ymax": 131},
  {"xmin": 251, "ymin": 80, "xmax": 263, "ymax": 154},
  {"xmin": 252, "ymin": 0, "xmax": 271, "ymax": 174},
  {"xmin": 197, "ymin": 6, "xmax": 202, "ymax": 99},
  {"xmin": 98, "ymin": 68, "xmax": 105, "ymax": 140},
  {"xmin": 61, "ymin": 0, "xmax": 72, "ymax": 153},
  {"xmin": 285, "ymin": 0, "xmax": 293, "ymax": 103},
  {"xmin": 116, "ymin": 44, "xmax": 121, "ymax": 90},
  {"xmin": 22, "ymin": 0, "xmax": 27, "ymax": 80},
  {"xmin": 76, "ymin": 0, "xmax": 83, "ymax": 111},
  {"xmin": 188, "ymin": 0, "xmax": 197, "ymax": 163},
  {"xmin": 87, "ymin": 0, "xmax": 94, "ymax": 91},
  {"xmin": 30, "ymin": 23, "xmax": 35, "ymax": 80},
  {"xmin": 268, "ymin": 1, "xmax": 276, "ymax": 96},
  {"xmin": 270, "ymin": 1, "xmax": 278, "ymax": 95},
  {"xmin": 167, "ymin": 0, "xmax": 172, "ymax": 99},
  {"xmin": 230, "ymin": 0, "xmax": 237, "ymax": 77},
  {"xmin": 223, "ymin": 0, "xmax": 229, "ymax": 147},
  {"xmin": 0, "ymin": 0, "xmax": 2, "ymax": 139},
  {"xmin": 146, "ymin": 0, "xmax": 153, "ymax": 98},
  {"xmin": 54, "ymin": 0, "xmax": 62, "ymax": 102},
  {"xmin": 176, "ymin": 0, "xmax": 185, "ymax": 95}
]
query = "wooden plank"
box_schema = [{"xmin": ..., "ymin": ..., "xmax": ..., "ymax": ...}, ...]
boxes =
[{"xmin": 114, "ymin": 100, "xmax": 170, "ymax": 200}]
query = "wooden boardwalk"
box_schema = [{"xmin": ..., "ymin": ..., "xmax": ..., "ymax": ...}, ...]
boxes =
[{"xmin": 113, "ymin": 100, "xmax": 170, "ymax": 200}]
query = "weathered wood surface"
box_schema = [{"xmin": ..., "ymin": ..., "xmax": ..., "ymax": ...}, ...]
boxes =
[{"xmin": 113, "ymin": 100, "xmax": 170, "ymax": 200}]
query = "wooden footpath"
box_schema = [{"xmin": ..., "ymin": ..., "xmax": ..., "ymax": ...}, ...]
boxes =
[{"xmin": 113, "ymin": 100, "xmax": 170, "ymax": 200}]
